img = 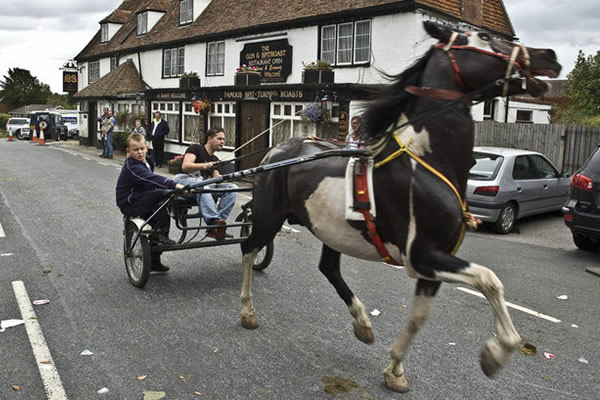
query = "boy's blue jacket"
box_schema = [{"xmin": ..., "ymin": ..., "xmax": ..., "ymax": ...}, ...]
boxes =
[{"xmin": 116, "ymin": 156, "xmax": 177, "ymax": 208}]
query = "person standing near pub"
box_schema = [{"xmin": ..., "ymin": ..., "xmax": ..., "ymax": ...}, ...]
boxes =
[{"xmin": 148, "ymin": 111, "xmax": 169, "ymax": 168}]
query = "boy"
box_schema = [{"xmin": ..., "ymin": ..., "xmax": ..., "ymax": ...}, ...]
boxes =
[{"xmin": 116, "ymin": 133, "xmax": 184, "ymax": 272}]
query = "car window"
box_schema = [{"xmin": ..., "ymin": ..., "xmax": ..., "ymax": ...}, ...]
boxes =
[
  {"xmin": 469, "ymin": 152, "xmax": 503, "ymax": 180},
  {"xmin": 9, "ymin": 118, "xmax": 28, "ymax": 125},
  {"xmin": 530, "ymin": 155, "xmax": 558, "ymax": 179},
  {"xmin": 512, "ymin": 155, "xmax": 538, "ymax": 180},
  {"xmin": 584, "ymin": 147, "xmax": 600, "ymax": 171}
]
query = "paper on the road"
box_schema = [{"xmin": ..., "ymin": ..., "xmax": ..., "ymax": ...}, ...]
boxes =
[{"xmin": 0, "ymin": 319, "xmax": 25, "ymax": 332}]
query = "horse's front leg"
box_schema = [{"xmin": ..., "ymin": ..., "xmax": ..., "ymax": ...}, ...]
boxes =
[
  {"xmin": 318, "ymin": 245, "xmax": 374, "ymax": 344},
  {"xmin": 240, "ymin": 250, "xmax": 259, "ymax": 329},
  {"xmin": 384, "ymin": 279, "xmax": 439, "ymax": 393}
]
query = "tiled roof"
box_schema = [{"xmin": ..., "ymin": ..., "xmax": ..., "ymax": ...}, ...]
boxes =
[
  {"xmin": 74, "ymin": 59, "xmax": 146, "ymax": 99},
  {"xmin": 76, "ymin": 0, "xmax": 514, "ymax": 61}
]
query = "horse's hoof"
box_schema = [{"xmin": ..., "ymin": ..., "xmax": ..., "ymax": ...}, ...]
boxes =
[
  {"xmin": 384, "ymin": 371, "xmax": 409, "ymax": 393},
  {"xmin": 480, "ymin": 337, "xmax": 512, "ymax": 377},
  {"xmin": 241, "ymin": 314, "xmax": 259, "ymax": 330},
  {"xmin": 353, "ymin": 322, "xmax": 374, "ymax": 344}
]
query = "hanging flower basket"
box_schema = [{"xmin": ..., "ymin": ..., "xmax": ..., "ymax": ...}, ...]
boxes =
[
  {"xmin": 179, "ymin": 72, "xmax": 201, "ymax": 90},
  {"xmin": 299, "ymin": 103, "xmax": 331, "ymax": 125}
]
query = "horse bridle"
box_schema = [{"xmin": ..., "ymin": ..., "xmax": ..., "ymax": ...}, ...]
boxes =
[{"xmin": 433, "ymin": 31, "xmax": 531, "ymax": 96}]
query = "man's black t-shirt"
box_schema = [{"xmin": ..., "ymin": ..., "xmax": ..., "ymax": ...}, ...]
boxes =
[{"xmin": 185, "ymin": 143, "xmax": 218, "ymax": 179}]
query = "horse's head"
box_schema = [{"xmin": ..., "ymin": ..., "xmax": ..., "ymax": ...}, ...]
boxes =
[{"xmin": 423, "ymin": 21, "xmax": 561, "ymax": 98}]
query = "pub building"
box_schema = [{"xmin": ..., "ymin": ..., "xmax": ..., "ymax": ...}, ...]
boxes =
[{"xmin": 73, "ymin": 0, "xmax": 515, "ymax": 168}]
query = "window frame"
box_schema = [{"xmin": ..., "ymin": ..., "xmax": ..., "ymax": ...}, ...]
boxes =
[
  {"xmin": 179, "ymin": 0, "xmax": 193, "ymax": 25},
  {"xmin": 137, "ymin": 12, "xmax": 148, "ymax": 35},
  {"xmin": 110, "ymin": 56, "xmax": 118, "ymax": 71},
  {"xmin": 162, "ymin": 47, "xmax": 185, "ymax": 78},
  {"xmin": 320, "ymin": 19, "xmax": 371, "ymax": 67},
  {"xmin": 88, "ymin": 61, "xmax": 100, "ymax": 84},
  {"xmin": 206, "ymin": 41, "xmax": 225, "ymax": 76},
  {"xmin": 483, "ymin": 100, "xmax": 496, "ymax": 120},
  {"xmin": 100, "ymin": 24, "xmax": 109, "ymax": 43},
  {"xmin": 516, "ymin": 109, "xmax": 533, "ymax": 123}
]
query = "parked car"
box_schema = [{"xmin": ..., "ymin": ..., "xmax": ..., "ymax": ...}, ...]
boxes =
[
  {"xmin": 6, "ymin": 117, "xmax": 30, "ymax": 140},
  {"xmin": 562, "ymin": 145, "xmax": 600, "ymax": 250},
  {"xmin": 28, "ymin": 111, "xmax": 68, "ymax": 141},
  {"xmin": 67, "ymin": 127, "xmax": 79, "ymax": 139},
  {"xmin": 466, "ymin": 147, "xmax": 571, "ymax": 234}
]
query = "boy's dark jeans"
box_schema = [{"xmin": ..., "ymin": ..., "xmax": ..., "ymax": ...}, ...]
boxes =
[{"xmin": 120, "ymin": 189, "xmax": 172, "ymax": 265}]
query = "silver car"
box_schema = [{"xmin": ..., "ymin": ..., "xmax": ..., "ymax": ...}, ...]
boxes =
[{"xmin": 466, "ymin": 147, "xmax": 571, "ymax": 234}]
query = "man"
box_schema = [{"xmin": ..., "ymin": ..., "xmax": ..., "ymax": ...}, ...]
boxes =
[
  {"xmin": 148, "ymin": 111, "xmax": 170, "ymax": 167},
  {"xmin": 100, "ymin": 111, "xmax": 116, "ymax": 159},
  {"xmin": 174, "ymin": 127, "xmax": 237, "ymax": 240}
]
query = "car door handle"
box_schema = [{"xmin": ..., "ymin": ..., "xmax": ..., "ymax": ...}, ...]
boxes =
[
  {"xmin": 543, "ymin": 184, "xmax": 548, "ymax": 189},
  {"xmin": 516, "ymin": 187, "xmax": 522, "ymax": 192}
]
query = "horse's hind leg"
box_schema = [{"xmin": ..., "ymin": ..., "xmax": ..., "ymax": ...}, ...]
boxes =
[
  {"xmin": 384, "ymin": 279, "xmax": 440, "ymax": 393},
  {"xmin": 318, "ymin": 245, "xmax": 374, "ymax": 344}
]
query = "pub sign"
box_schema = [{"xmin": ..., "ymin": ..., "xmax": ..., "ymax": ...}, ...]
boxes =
[
  {"xmin": 240, "ymin": 39, "xmax": 292, "ymax": 83},
  {"xmin": 63, "ymin": 71, "xmax": 78, "ymax": 93}
]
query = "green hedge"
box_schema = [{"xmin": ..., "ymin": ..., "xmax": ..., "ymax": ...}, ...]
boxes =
[
  {"xmin": 112, "ymin": 131, "xmax": 129, "ymax": 152},
  {"xmin": 0, "ymin": 113, "xmax": 11, "ymax": 130}
]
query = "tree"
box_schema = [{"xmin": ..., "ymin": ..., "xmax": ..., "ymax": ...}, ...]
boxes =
[
  {"xmin": 558, "ymin": 50, "xmax": 600, "ymax": 125},
  {"xmin": 0, "ymin": 68, "xmax": 52, "ymax": 110}
]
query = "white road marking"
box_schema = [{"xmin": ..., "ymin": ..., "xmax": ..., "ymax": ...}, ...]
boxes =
[
  {"xmin": 82, "ymin": 157, "xmax": 91, "ymax": 160},
  {"xmin": 97, "ymin": 162, "xmax": 109, "ymax": 166},
  {"xmin": 384, "ymin": 262, "xmax": 404, "ymax": 269},
  {"xmin": 0, "ymin": 220, "xmax": 5, "ymax": 237},
  {"xmin": 456, "ymin": 286, "xmax": 561, "ymax": 323},
  {"xmin": 12, "ymin": 281, "xmax": 68, "ymax": 399},
  {"xmin": 281, "ymin": 225, "xmax": 300, "ymax": 233},
  {"xmin": 1, "ymin": 253, "xmax": 13, "ymax": 256}
]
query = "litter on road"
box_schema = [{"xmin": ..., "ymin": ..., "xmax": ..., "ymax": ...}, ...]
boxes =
[
  {"xmin": 80, "ymin": 350, "xmax": 93, "ymax": 356},
  {"xmin": 33, "ymin": 299, "xmax": 50, "ymax": 305},
  {"xmin": 370, "ymin": 309, "xmax": 381, "ymax": 316},
  {"xmin": 0, "ymin": 319, "xmax": 24, "ymax": 332},
  {"xmin": 557, "ymin": 295, "xmax": 568, "ymax": 300}
]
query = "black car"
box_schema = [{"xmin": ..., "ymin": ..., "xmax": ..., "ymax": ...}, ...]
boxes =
[{"xmin": 563, "ymin": 145, "xmax": 600, "ymax": 250}]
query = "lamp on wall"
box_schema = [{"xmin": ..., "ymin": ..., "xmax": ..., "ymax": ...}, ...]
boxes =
[{"xmin": 320, "ymin": 85, "xmax": 336, "ymax": 113}]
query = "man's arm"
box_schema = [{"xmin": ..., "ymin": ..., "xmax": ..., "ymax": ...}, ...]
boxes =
[{"xmin": 181, "ymin": 153, "xmax": 215, "ymax": 174}]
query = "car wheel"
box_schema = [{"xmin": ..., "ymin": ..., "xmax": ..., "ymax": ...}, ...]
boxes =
[
  {"xmin": 572, "ymin": 232, "xmax": 597, "ymax": 251},
  {"xmin": 495, "ymin": 203, "xmax": 517, "ymax": 234},
  {"xmin": 15, "ymin": 129, "xmax": 22, "ymax": 140}
]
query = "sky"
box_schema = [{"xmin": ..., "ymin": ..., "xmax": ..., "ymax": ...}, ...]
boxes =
[{"xmin": 0, "ymin": 0, "xmax": 598, "ymax": 94}]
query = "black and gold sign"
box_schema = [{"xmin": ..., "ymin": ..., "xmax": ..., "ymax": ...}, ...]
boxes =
[
  {"xmin": 63, "ymin": 71, "xmax": 78, "ymax": 93},
  {"xmin": 240, "ymin": 39, "xmax": 292, "ymax": 83}
]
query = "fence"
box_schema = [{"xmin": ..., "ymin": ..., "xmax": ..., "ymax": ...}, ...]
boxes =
[{"xmin": 474, "ymin": 121, "xmax": 600, "ymax": 174}]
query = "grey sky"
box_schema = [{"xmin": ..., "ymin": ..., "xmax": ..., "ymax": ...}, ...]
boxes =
[{"xmin": 0, "ymin": 0, "xmax": 597, "ymax": 93}]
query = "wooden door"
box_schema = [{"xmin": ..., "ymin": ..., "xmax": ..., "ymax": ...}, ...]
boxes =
[
  {"xmin": 88, "ymin": 102, "xmax": 98, "ymax": 147},
  {"xmin": 239, "ymin": 102, "xmax": 269, "ymax": 170}
]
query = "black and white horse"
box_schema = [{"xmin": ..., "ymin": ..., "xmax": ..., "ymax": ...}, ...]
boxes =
[{"xmin": 240, "ymin": 21, "xmax": 561, "ymax": 393}]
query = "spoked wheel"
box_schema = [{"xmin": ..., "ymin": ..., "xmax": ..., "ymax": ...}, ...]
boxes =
[
  {"xmin": 239, "ymin": 216, "xmax": 274, "ymax": 271},
  {"xmin": 123, "ymin": 219, "xmax": 152, "ymax": 288},
  {"xmin": 173, "ymin": 207, "xmax": 188, "ymax": 244}
]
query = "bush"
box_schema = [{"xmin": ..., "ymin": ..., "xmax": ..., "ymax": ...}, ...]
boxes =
[
  {"xmin": 0, "ymin": 113, "xmax": 11, "ymax": 130},
  {"xmin": 112, "ymin": 131, "xmax": 129, "ymax": 152}
]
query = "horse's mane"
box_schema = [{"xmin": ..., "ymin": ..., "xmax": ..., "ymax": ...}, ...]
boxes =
[{"xmin": 361, "ymin": 48, "xmax": 433, "ymax": 141}]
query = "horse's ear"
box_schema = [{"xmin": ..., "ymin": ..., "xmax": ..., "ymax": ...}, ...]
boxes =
[{"xmin": 423, "ymin": 21, "xmax": 451, "ymax": 42}]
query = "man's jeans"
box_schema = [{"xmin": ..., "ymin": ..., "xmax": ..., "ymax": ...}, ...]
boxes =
[
  {"xmin": 103, "ymin": 130, "xmax": 113, "ymax": 157},
  {"xmin": 173, "ymin": 175, "xmax": 237, "ymax": 224}
]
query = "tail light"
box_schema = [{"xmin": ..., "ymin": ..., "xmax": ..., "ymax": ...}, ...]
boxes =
[
  {"xmin": 564, "ymin": 213, "xmax": 574, "ymax": 222},
  {"xmin": 473, "ymin": 185, "xmax": 499, "ymax": 196},
  {"xmin": 571, "ymin": 174, "xmax": 593, "ymax": 191}
]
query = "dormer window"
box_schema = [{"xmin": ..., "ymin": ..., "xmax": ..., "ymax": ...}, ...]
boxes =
[
  {"xmin": 100, "ymin": 24, "xmax": 109, "ymax": 43},
  {"xmin": 179, "ymin": 0, "xmax": 193, "ymax": 25},
  {"xmin": 137, "ymin": 12, "xmax": 148, "ymax": 35}
]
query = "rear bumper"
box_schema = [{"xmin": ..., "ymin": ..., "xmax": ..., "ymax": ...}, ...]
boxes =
[
  {"xmin": 562, "ymin": 206, "xmax": 600, "ymax": 240},
  {"xmin": 467, "ymin": 200, "xmax": 503, "ymax": 223}
]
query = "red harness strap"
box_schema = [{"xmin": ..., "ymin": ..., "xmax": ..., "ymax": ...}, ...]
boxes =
[{"xmin": 353, "ymin": 158, "xmax": 402, "ymax": 266}]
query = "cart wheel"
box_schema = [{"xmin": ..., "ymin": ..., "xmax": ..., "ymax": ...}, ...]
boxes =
[
  {"xmin": 240, "ymin": 222, "xmax": 274, "ymax": 271},
  {"xmin": 124, "ymin": 219, "xmax": 152, "ymax": 288},
  {"xmin": 174, "ymin": 207, "xmax": 188, "ymax": 244}
]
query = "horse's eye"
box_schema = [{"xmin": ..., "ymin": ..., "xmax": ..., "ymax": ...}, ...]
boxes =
[{"xmin": 478, "ymin": 32, "xmax": 490, "ymax": 41}]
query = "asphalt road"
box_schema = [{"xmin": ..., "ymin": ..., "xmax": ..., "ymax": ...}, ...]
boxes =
[{"xmin": 1, "ymin": 139, "xmax": 598, "ymax": 400}]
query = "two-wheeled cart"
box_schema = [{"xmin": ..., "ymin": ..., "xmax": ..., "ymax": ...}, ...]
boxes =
[{"xmin": 122, "ymin": 147, "xmax": 366, "ymax": 288}]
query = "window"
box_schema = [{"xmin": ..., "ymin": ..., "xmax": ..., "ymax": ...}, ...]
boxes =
[
  {"xmin": 151, "ymin": 101, "xmax": 180, "ymax": 141},
  {"xmin": 179, "ymin": 0, "xmax": 193, "ymax": 25},
  {"xmin": 137, "ymin": 12, "xmax": 148, "ymax": 35},
  {"xmin": 516, "ymin": 110, "xmax": 533, "ymax": 123},
  {"xmin": 88, "ymin": 61, "xmax": 100, "ymax": 84},
  {"xmin": 110, "ymin": 56, "xmax": 118, "ymax": 71},
  {"xmin": 320, "ymin": 20, "xmax": 371, "ymax": 66},
  {"xmin": 208, "ymin": 102, "xmax": 236, "ymax": 147},
  {"xmin": 530, "ymin": 155, "xmax": 558, "ymax": 179},
  {"xmin": 206, "ymin": 41, "xmax": 225, "ymax": 75},
  {"xmin": 101, "ymin": 24, "xmax": 109, "ymax": 43},
  {"xmin": 483, "ymin": 100, "xmax": 496, "ymax": 120},
  {"xmin": 163, "ymin": 47, "xmax": 185, "ymax": 77},
  {"xmin": 321, "ymin": 26, "xmax": 336, "ymax": 65}
]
